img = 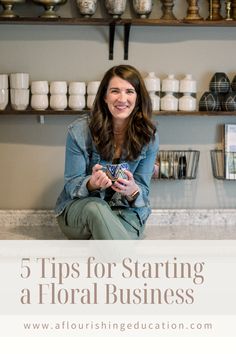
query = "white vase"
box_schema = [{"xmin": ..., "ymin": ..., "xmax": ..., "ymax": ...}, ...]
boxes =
[
  {"xmin": 161, "ymin": 92, "xmax": 178, "ymax": 111},
  {"xmin": 180, "ymin": 74, "xmax": 197, "ymax": 93},
  {"xmin": 161, "ymin": 74, "xmax": 179, "ymax": 93},
  {"xmin": 149, "ymin": 92, "xmax": 160, "ymax": 111},
  {"xmin": 179, "ymin": 93, "xmax": 196, "ymax": 111},
  {"xmin": 144, "ymin": 72, "xmax": 160, "ymax": 92}
]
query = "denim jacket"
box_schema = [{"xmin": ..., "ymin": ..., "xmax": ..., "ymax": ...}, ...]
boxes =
[{"xmin": 55, "ymin": 114, "xmax": 159, "ymax": 225}]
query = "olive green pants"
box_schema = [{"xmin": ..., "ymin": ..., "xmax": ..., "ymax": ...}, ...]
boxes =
[{"xmin": 57, "ymin": 197, "xmax": 145, "ymax": 240}]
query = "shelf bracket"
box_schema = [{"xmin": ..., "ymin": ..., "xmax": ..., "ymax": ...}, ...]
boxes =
[
  {"xmin": 109, "ymin": 22, "xmax": 116, "ymax": 60},
  {"xmin": 124, "ymin": 23, "xmax": 131, "ymax": 60},
  {"xmin": 38, "ymin": 115, "xmax": 45, "ymax": 124}
]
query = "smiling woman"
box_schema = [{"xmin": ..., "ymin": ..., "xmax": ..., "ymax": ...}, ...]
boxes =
[{"xmin": 55, "ymin": 65, "xmax": 159, "ymax": 240}]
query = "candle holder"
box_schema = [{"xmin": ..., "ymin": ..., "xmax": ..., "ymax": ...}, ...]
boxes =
[
  {"xmin": 0, "ymin": 0, "xmax": 25, "ymax": 17},
  {"xmin": 33, "ymin": 0, "xmax": 67, "ymax": 18},
  {"xmin": 184, "ymin": 0, "xmax": 203, "ymax": 20},
  {"xmin": 231, "ymin": 0, "xmax": 236, "ymax": 19},
  {"xmin": 208, "ymin": 0, "xmax": 223, "ymax": 20},
  {"xmin": 105, "ymin": 0, "xmax": 127, "ymax": 19},
  {"xmin": 225, "ymin": 0, "xmax": 233, "ymax": 20},
  {"xmin": 160, "ymin": 0, "xmax": 177, "ymax": 20}
]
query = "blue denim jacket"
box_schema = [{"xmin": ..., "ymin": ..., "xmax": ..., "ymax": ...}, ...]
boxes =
[{"xmin": 55, "ymin": 114, "xmax": 159, "ymax": 225}]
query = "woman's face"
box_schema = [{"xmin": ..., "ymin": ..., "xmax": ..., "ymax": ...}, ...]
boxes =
[{"xmin": 104, "ymin": 76, "xmax": 137, "ymax": 123}]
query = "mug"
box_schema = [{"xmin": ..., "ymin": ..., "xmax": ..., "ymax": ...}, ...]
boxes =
[
  {"xmin": 31, "ymin": 81, "xmax": 49, "ymax": 95},
  {"xmin": 87, "ymin": 81, "xmax": 100, "ymax": 95},
  {"xmin": 10, "ymin": 88, "xmax": 29, "ymax": 110},
  {"xmin": 69, "ymin": 94, "xmax": 86, "ymax": 110},
  {"xmin": 0, "ymin": 88, "xmax": 9, "ymax": 110},
  {"xmin": 50, "ymin": 94, "xmax": 67, "ymax": 110},
  {"xmin": 0, "ymin": 74, "xmax": 8, "ymax": 89},
  {"xmin": 50, "ymin": 81, "xmax": 67, "ymax": 95},
  {"xmin": 105, "ymin": 162, "xmax": 129, "ymax": 182},
  {"xmin": 31, "ymin": 94, "xmax": 49, "ymax": 110},
  {"xmin": 69, "ymin": 81, "xmax": 86, "ymax": 95},
  {"xmin": 10, "ymin": 73, "xmax": 29, "ymax": 89}
]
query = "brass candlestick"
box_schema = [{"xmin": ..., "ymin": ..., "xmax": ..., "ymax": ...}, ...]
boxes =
[
  {"xmin": 208, "ymin": 0, "xmax": 223, "ymax": 20},
  {"xmin": 225, "ymin": 0, "xmax": 233, "ymax": 20},
  {"xmin": 0, "ymin": 0, "xmax": 25, "ymax": 17},
  {"xmin": 160, "ymin": 0, "xmax": 177, "ymax": 20},
  {"xmin": 230, "ymin": 0, "xmax": 236, "ymax": 19},
  {"xmin": 184, "ymin": 0, "xmax": 203, "ymax": 20}
]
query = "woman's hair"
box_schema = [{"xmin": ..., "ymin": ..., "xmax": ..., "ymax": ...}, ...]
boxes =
[{"xmin": 89, "ymin": 65, "xmax": 156, "ymax": 161}]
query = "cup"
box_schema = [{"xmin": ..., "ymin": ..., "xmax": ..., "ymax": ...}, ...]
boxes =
[
  {"xmin": 0, "ymin": 88, "xmax": 9, "ymax": 110},
  {"xmin": 69, "ymin": 81, "xmax": 86, "ymax": 95},
  {"xmin": 0, "ymin": 74, "xmax": 8, "ymax": 89},
  {"xmin": 50, "ymin": 81, "xmax": 67, "ymax": 94},
  {"xmin": 50, "ymin": 94, "xmax": 67, "ymax": 110},
  {"xmin": 105, "ymin": 162, "xmax": 129, "ymax": 182},
  {"xmin": 31, "ymin": 81, "xmax": 49, "ymax": 95},
  {"xmin": 31, "ymin": 94, "xmax": 49, "ymax": 110},
  {"xmin": 87, "ymin": 94, "xmax": 96, "ymax": 109},
  {"xmin": 69, "ymin": 95, "xmax": 86, "ymax": 110},
  {"xmin": 10, "ymin": 73, "xmax": 29, "ymax": 89},
  {"xmin": 10, "ymin": 88, "xmax": 29, "ymax": 110},
  {"xmin": 87, "ymin": 81, "xmax": 100, "ymax": 95}
]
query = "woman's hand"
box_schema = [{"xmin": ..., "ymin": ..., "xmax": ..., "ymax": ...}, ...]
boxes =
[
  {"xmin": 111, "ymin": 170, "xmax": 139, "ymax": 197},
  {"xmin": 87, "ymin": 164, "xmax": 112, "ymax": 191}
]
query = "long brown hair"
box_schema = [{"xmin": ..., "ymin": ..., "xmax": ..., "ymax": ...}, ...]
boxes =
[{"xmin": 89, "ymin": 65, "xmax": 156, "ymax": 161}]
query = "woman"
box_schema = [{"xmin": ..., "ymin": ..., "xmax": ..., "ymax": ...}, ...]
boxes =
[{"xmin": 55, "ymin": 65, "xmax": 158, "ymax": 240}]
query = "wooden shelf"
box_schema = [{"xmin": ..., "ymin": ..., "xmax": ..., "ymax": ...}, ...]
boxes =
[
  {"xmin": 1, "ymin": 17, "xmax": 236, "ymax": 27},
  {"xmin": 0, "ymin": 108, "xmax": 236, "ymax": 116}
]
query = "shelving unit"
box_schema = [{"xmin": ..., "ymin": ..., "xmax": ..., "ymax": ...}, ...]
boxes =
[{"xmin": 0, "ymin": 107, "xmax": 236, "ymax": 117}]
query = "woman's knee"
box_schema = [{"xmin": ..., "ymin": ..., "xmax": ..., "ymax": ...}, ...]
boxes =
[{"xmin": 83, "ymin": 199, "xmax": 109, "ymax": 219}]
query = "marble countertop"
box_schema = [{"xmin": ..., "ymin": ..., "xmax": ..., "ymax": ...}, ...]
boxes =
[{"xmin": 0, "ymin": 224, "xmax": 235, "ymax": 240}]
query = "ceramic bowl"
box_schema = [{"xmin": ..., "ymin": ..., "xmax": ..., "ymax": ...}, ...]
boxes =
[
  {"xmin": 50, "ymin": 94, "xmax": 67, "ymax": 110},
  {"xmin": 0, "ymin": 88, "xmax": 9, "ymax": 110},
  {"xmin": 31, "ymin": 81, "xmax": 49, "ymax": 95},
  {"xmin": 0, "ymin": 74, "xmax": 8, "ymax": 89},
  {"xmin": 69, "ymin": 81, "xmax": 86, "ymax": 95},
  {"xmin": 69, "ymin": 94, "xmax": 86, "ymax": 110},
  {"xmin": 221, "ymin": 92, "xmax": 236, "ymax": 111},
  {"xmin": 87, "ymin": 94, "xmax": 96, "ymax": 109},
  {"xmin": 87, "ymin": 81, "xmax": 100, "ymax": 95},
  {"xmin": 199, "ymin": 91, "xmax": 220, "ymax": 111},
  {"xmin": 231, "ymin": 75, "xmax": 236, "ymax": 91},
  {"xmin": 31, "ymin": 94, "xmax": 49, "ymax": 110},
  {"xmin": 209, "ymin": 72, "xmax": 230, "ymax": 93},
  {"xmin": 50, "ymin": 81, "xmax": 67, "ymax": 94}
]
